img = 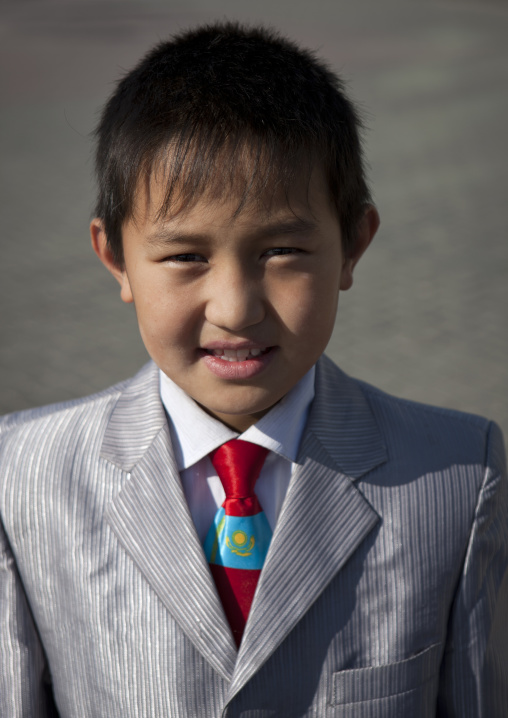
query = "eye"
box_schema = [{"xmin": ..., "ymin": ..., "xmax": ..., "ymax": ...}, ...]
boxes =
[
  {"xmin": 167, "ymin": 253, "xmax": 207, "ymax": 263},
  {"xmin": 264, "ymin": 247, "xmax": 301, "ymax": 257}
]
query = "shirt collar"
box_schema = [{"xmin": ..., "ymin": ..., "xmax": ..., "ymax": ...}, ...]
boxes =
[{"xmin": 159, "ymin": 367, "xmax": 315, "ymax": 471}]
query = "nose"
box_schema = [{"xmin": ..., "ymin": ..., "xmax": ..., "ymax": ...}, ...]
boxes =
[{"xmin": 204, "ymin": 261, "xmax": 265, "ymax": 332}]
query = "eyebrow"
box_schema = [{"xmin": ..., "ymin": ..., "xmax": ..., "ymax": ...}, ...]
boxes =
[
  {"xmin": 145, "ymin": 217, "xmax": 319, "ymax": 246},
  {"xmin": 258, "ymin": 217, "xmax": 318, "ymax": 239}
]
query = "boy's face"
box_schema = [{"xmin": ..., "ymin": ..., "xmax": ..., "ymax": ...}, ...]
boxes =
[{"xmin": 92, "ymin": 167, "xmax": 377, "ymax": 431}]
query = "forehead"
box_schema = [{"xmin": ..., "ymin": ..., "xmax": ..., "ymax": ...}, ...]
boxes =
[{"xmin": 131, "ymin": 150, "xmax": 335, "ymax": 233}]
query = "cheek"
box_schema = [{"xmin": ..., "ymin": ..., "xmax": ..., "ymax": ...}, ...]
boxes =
[
  {"xmin": 272, "ymin": 273, "xmax": 339, "ymax": 342},
  {"xmin": 130, "ymin": 275, "xmax": 198, "ymax": 347}
]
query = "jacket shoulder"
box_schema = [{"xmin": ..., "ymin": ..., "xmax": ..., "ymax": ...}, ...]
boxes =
[
  {"xmin": 356, "ymin": 375, "xmax": 504, "ymax": 473},
  {"xmin": 317, "ymin": 355, "xmax": 505, "ymax": 474},
  {"xmin": 0, "ymin": 362, "xmax": 156, "ymax": 443},
  {"xmin": 0, "ymin": 380, "xmax": 125, "ymax": 437},
  {"xmin": 358, "ymin": 376, "xmax": 490, "ymax": 427}
]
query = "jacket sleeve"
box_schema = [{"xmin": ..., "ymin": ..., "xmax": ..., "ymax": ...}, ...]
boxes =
[
  {"xmin": 0, "ymin": 519, "xmax": 60, "ymax": 718},
  {"xmin": 437, "ymin": 421, "xmax": 508, "ymax": 716}
]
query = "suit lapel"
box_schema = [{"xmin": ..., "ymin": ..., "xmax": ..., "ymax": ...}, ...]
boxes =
[
  {"xmin": 228, "ymin": 356, "xmax": 388, "ymax": 698},
  {"xmin": 99, "ymin": 357, "xmax": 388, "ymax": 693},
  {"xmin": 102, "ymin": 363, "xmax": 237, "ymax": 681}
]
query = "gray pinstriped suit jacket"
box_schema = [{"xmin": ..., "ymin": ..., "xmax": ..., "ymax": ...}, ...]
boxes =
[{"xmin": 1, "ymin": 355, "xmax": 507, "ymax": 717}]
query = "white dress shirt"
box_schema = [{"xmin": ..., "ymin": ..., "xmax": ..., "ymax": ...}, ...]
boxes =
[{"xmin": 159, "ymin": 367, "xmax": 315, "ymax": 543}]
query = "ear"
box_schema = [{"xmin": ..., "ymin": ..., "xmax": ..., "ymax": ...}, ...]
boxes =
[
  {"xmin": 339, "ymin": 205, "xmax": 380, "ymax": 291},
  {"xmin": 90, "ymin": 218, "xmax": 134, "ymax": 304}
]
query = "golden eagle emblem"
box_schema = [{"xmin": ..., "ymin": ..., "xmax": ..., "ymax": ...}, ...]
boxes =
[{"xmin": 226, "ymin": 530, "xmax": 255, "ymax": 556}]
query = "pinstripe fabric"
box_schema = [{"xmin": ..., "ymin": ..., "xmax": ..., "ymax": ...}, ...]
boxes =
[{"xmin": 1, "ymin": 356, "xmax": 507, "ymax": 717}]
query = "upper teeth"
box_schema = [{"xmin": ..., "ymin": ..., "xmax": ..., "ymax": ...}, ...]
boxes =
[{"xmin": 211, "ymin": 348, "xmax": 263, "ymax": 361}]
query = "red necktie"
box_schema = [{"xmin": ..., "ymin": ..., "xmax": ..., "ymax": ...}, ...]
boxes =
[{"xmin": 203, "ymin": 439, "xmax": 271, "ymax": 646}]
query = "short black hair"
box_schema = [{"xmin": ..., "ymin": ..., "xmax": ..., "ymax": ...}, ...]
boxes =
[{"xmin": 94, "ymin": 22, "xmax": 372, "ymax": 265}]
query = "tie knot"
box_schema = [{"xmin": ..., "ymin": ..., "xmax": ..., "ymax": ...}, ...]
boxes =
[{"xmin": 210, "ymin": 439, "xmax": 269, "ymax": 499}]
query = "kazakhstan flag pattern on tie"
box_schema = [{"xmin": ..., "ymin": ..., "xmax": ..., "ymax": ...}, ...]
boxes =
[
  {"xmin": 204, "ymin": 439, "xmax": 271, "ymax": 645},
  {"xmin": 204, "ymin": 507, "xmax": 272, "ymax": 570}
]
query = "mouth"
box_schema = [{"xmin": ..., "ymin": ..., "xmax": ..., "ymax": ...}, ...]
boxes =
[
  {"xmin": 204, "ymin": 347, "xmax": 272, "ymax": 362},
  {"xmin": 200, "ymin": 345, "xmax": 275, "ymax": 380}
]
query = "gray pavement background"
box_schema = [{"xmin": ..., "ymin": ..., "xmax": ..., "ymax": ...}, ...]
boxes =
[{"xmin": 1, "ymin": 0, "xmax": 507, "ymax": 441}]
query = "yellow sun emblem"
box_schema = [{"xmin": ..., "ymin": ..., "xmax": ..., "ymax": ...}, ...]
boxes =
[{"xmin": 226, "ymin": 530, "xmax": 255, "ymax": 556}]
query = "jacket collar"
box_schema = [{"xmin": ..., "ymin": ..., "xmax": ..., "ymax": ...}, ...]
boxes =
[
  {"xmin": 100, "ymin": 362, "xmax": 166, "ymax": 472},
  {"xmin": 100, "ymin": 356, "xmax": 387, "ymax": 479},
  {"xmin": 303, "ymin": 354, "xmax": 388, "ymax": 479}
]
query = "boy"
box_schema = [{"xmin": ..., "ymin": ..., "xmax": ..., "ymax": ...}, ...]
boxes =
[{"xmin": 0, "ymin": 21, "xmax": 507, "ymax": 717}]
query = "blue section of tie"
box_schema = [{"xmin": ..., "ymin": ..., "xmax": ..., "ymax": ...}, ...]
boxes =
[{"xmin": 204, "ymin": 507, "xmax": 272, "ymax": 570}]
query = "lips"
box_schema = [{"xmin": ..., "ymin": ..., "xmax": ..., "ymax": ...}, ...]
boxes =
[{"xmin": 200, "ymin": 346, "xmax": 275, "ymax": 379}]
